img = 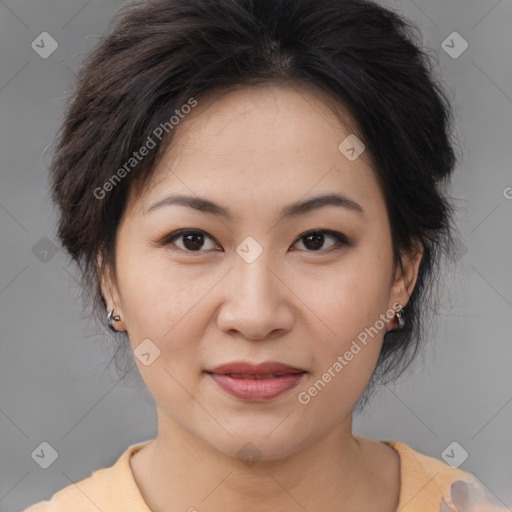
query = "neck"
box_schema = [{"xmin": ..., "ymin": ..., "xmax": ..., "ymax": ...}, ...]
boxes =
[{"xmin": 130, "ymin": 409, "xmax": 396, "ymax": 512}]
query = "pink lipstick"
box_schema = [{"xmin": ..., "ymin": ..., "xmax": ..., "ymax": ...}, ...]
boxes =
[{"xmin": 206, "ymin": 361, "xmax": 306, "ymax": 401}]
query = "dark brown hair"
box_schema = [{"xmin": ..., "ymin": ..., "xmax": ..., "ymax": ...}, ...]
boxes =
[{"xmin": 49, "ymin": 0, "xmax": 458, "ymax": 409}]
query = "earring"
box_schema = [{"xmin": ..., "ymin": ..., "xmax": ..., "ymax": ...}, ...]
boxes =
[
  {"xmin": 395, "ymin": 307, "xmax": 405, "ymax": 330},
  {"xmin": 107, "ymin": 308, "xmax": 121, "ymax": 333}
]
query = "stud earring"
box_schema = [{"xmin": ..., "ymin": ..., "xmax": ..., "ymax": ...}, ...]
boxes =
[
  {"xmin": 107, "ymin": 308, "xmax": 121, "ymax": 333},
  {"xmin": 395, "ymin": 307, "xmax": 405, "ymax": 330}
]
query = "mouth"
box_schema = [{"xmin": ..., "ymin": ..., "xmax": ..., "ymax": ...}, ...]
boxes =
[
  {"xmin": 211, "ymin": 372, "xmax": 303, "ymax": 379},
  {"xmin": 205, "ymin": 361, "xmax": 307, "ymax": 401}
]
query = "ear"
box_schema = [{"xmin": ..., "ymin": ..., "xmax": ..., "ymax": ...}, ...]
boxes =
[
  {"xmin": 389, "ymin": 239, "xmax": 424, "ymax": 312},
  {"xmin": 97, "ymin": 253, "xmax": 126, "ymax": 331}
]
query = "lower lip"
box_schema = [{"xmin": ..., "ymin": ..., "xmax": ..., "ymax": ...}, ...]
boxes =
[{"xmin": 208, "ymin": 372, "xmax": 306, "ymax": 401}]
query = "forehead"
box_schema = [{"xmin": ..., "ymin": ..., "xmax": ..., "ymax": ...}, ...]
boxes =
[{"xmin": 127, "ymin": 83, "xmax": 381, "ymax": 218}]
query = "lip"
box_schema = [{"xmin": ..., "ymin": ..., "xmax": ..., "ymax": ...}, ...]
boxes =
[
  {"xmin": 208, "ymin": 361, "xmax": 306, "ymax": 376},
  {"xmin": 205, "ymin": 361, "xmax": 307, "ymax": 401}
]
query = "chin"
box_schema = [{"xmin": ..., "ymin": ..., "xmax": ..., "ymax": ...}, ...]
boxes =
[{"xmin": 201, "ymin": 427, "xmax": 313, "ymax": 465}]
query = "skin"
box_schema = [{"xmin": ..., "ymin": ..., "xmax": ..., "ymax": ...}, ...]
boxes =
[{"xmin": 100, "ymin": 83, "xmax": 423, "ymax": 512}]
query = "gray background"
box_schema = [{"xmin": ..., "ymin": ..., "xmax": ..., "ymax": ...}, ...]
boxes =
[{"xmin": 1, "ymin": 0, "xmax": 511, "ymax": 510}]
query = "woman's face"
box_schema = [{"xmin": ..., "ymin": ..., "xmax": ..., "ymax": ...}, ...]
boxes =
[{"xmin": 102, "ymin": 84, "xmax": 421, "ymax": 460}]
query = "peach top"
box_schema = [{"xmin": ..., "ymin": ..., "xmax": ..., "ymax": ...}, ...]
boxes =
[{"xmin": 24, "ymin": 438, "xmax": 508, "ymax": 511}]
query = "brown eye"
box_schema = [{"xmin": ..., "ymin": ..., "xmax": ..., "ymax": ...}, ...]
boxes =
[
  {"xmin": 293, "ymin": 230, "xmax": 349, "ymax": 252},
  {"xmin": 163, "ymin": 230, "xmax": 219, "ymax": 252},
  {"xmin": 161, "ymin": 228, "xmax": 349, "ymax": 254}
]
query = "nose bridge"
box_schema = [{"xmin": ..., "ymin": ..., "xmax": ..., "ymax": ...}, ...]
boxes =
[{"xmin": 232, "ymin": 242, "xmax": 279, "ymax": 305}]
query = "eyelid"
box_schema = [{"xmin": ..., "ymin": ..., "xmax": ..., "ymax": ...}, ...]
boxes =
[
  {"xmin": 161, "ymin": 228, "xmax": 350, "ymax": 252},
  {"xmin": 290, "ymin": 229, "xmax": 350, "ymax": 254},
  {"xmin": 160, "ymin": 229, "xmax": 220, "ymax": 251}
]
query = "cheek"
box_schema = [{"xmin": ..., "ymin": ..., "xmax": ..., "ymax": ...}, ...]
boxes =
[
  {"xmin": 297, "ymin": 266, "xmax": 393, "ymax": 412},
  {"xmin": 297, "ymin": 264, "xmax": 391, "ymax": 414},
  {"xmin": 307, "ymin": 252, "xmax": 392, "ymax": 346},
  {"xmin": 118, "ymin": 260, "xmax": 211, "ymax": 411},
  {"xmin": 117, "ymin": 248, "xmax": 213, "ymax": 334}
]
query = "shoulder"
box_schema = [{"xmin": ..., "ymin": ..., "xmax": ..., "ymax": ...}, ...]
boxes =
[
  {"xmin": 385, "ymin": 440, "xmax": 508, "ymax": 512},
  {"xmin": 23, "ymin": 440, "xmax": 153, "ymax": 512}
]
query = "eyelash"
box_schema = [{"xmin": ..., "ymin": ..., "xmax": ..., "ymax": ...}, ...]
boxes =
[{"xmin": 160, "ymin": 229, "xmax": 350, "ymax": 254}]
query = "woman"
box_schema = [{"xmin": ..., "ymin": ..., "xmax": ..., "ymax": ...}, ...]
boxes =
[{"xmin": 24, "ymin": 0, "xmax": 507, "ymax": 510}]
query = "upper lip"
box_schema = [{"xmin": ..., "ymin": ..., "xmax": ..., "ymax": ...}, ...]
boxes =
[{"xmin": 206, "ymin": 361, "xmax": 306, "ymax": 376}]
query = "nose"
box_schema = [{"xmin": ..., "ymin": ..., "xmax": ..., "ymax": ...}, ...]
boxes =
[{"xmin": 216, "ymin": 252, "xmax": 295, "ymax": 341}]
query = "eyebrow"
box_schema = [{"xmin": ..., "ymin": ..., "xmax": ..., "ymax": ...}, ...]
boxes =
[{"xmin": 145, "ymin": 192, "xmax": 364, "ymax": 221}]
